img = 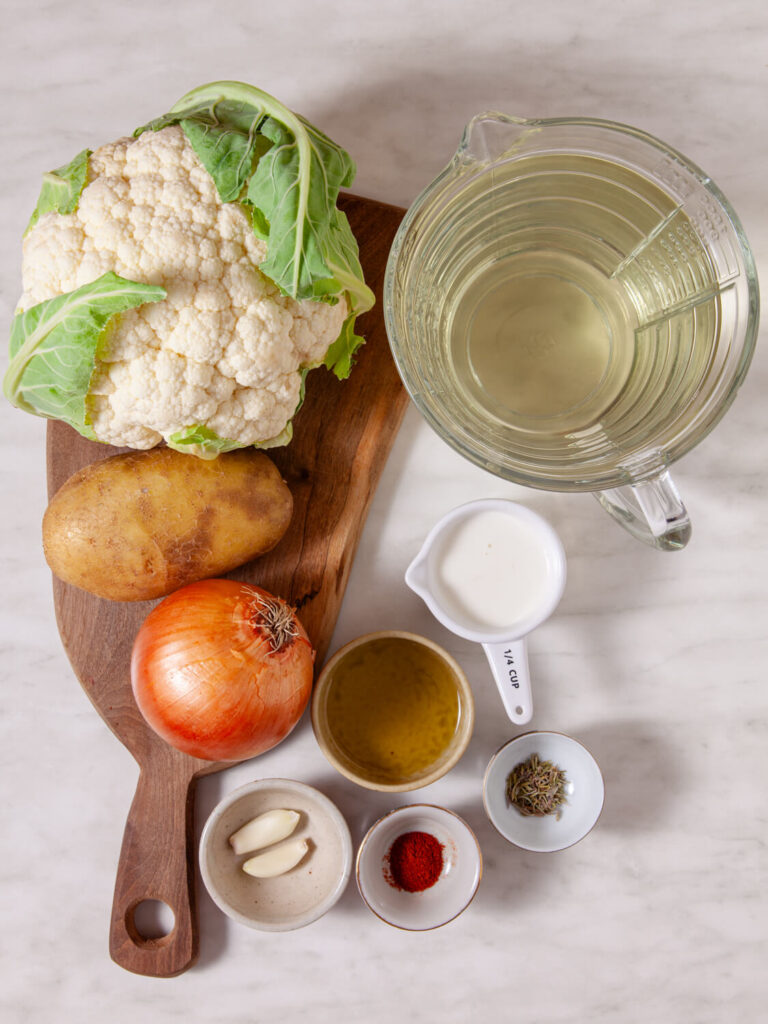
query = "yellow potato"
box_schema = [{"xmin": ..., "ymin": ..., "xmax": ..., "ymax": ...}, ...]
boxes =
[{"xmin": 43, "ymin": 447, "xmax": 293, "ymax": 601}]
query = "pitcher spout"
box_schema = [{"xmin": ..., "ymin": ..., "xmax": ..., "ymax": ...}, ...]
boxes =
[
  {"xmin": 404, "ymin": 553, "xmax": 429, "ymax": 598},
  {"xmin": 456, "ymin": 112, "xmax": 539, "ymax": 167}
]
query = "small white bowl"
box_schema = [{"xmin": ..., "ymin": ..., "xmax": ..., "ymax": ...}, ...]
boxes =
[
  {"xmin": 200, "ymin": 779, "xmax": 353, "ymax": 931},
  {"xmin": 356, "ymin": 805, "xmax": 482, "ymax": 930},
  {"xmin": 483, "ymin": 732, "xmax": 604, "ymax": 852}
]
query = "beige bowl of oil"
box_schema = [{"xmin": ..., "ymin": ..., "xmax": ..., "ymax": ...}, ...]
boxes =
[{"xmin": 311, "ymin": 631, "xmax": 474, "ymax": 792}]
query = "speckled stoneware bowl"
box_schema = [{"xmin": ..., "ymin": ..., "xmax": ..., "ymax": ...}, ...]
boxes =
[
  {"xmin": 483, "ymin": 732, "xmax": 604, "ymax": 852},
  {"xmin": 199, "ymin": 778, "xmax": 353, "ymax": 931},
  {"xmin": 356, "ymin": 804, "xmax": 482, "ymax": 930}
]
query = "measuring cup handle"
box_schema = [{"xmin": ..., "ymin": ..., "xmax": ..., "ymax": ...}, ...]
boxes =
[
  {"xmin": 482, "ymin": 639, "xmax": 533, "ymax": 724},
  {"xmin": 594, "ymin": 469, "xmax": 692, "ymax": 551}
]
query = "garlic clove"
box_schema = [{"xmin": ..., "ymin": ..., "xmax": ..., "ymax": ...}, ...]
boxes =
[
  {"xmin": 228, "ymin": 809, "xmax": 300, "ymax": 855},
  {"xmin": 242, "ymin": 838, "xmax": 309, "ymax": 878}
]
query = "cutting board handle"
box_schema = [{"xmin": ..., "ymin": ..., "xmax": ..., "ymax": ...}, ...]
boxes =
[{"xmin": 109, "ymin": 746, "xmax": 199, "ymax": 977}]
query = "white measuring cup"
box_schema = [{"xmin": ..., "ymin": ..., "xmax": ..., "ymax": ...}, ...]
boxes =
[{"xmin": 405, "ymin": 499, "xmax": 566, "ymax": 724}]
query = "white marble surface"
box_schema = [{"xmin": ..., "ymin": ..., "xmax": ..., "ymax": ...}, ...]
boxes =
[{"xmin": 1, "ymin": 2, "xmax": 767, "ymax": 1021}]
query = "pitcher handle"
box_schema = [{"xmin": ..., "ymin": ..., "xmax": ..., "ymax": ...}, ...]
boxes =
[
  {"xmin": 482, "ymin": 639, "xmax": 534, "ymax": 724},
  {"xmin": 594, "ymin": 469, "xmax": 692, "ymax": 551}
]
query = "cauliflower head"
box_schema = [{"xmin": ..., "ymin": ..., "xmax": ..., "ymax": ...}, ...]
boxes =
[
  {"xmin": 5, "ymin": 81, "xmax": 373, "ymax": 456},
  {"xmin": 19, "ymin": 126, "xmax": 347, "ymax": 450}
]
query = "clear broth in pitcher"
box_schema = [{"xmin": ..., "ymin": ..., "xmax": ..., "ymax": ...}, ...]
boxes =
[{"xmin": 443, "ymin": 153, "xmax": 720, "ymax": 446}]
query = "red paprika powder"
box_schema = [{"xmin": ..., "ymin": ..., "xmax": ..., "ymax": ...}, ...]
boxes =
[{"xmin": 386, "ymin": 830, "xmax": 444, "ymax": 892}]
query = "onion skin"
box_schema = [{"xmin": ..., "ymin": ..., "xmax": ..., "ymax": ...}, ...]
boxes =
[{"xmin": 130, "ymin": 580, "xmax": 315, "ymax": 761}]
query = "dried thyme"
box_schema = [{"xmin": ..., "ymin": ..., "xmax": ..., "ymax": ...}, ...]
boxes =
[{"xmin": 505, "ymin": 753, "xmax": 568, "ymax": 819}]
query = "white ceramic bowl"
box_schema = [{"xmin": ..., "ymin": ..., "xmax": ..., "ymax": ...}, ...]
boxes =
[
  {"xmin": 200, "ymin": 778, "xmax": 353, "ymax": 931},
  {"xmin": 356, "ymin": 804, "xmax": 482, "ymax": 930},
  {"xmin": 483, "ymin": 732, "xmax": 604, "ymax": 852}
]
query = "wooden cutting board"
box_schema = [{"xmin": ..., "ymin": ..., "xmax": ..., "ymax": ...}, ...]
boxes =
[{"xmin": 46, "ymin": 193, "xmax": 408, "ymax": 978}]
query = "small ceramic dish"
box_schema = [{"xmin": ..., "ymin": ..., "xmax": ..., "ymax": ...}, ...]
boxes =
[
  {"xmin": 312, "ymin": 631, "xmax": 475, "ymax": 792},
  {"xmin": 356, "ymin": 804, "xmax": 482, "ymax": 930},
  {"xmin": 483, "ymin": 732, "xmax": 604, "ymax": 852},
  {"xmin": 199, "ymin": 778, "xmax": 353, "ymax": 931}
]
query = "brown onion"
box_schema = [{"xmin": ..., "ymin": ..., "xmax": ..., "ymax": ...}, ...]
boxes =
[{"xmin": 131, "ymin": 579, "xmax": 314, "ymax": 761}]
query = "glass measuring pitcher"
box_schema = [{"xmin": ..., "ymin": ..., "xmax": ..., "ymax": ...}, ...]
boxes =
[{"xmin": 384, "ymin": 114, "xmax": 760, "ymax": 550}]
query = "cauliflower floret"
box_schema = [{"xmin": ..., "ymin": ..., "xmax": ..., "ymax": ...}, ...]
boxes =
[{"xmin": 19, "ymin": 126, "xmax": 347, "ymax": 448}]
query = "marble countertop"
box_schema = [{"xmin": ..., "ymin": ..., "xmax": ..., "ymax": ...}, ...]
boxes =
[{"xmin": 1, "ymin": 2, "xmax": 766, "ymax": 1021}]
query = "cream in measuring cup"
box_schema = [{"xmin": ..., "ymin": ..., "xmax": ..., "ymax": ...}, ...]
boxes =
[{"xmin": 405, "ymin": 499, "xmax": 566, "ymax": 724}]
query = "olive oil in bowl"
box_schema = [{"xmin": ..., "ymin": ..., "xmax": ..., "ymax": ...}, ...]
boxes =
[{"xmin": 311, "ymin": 632, "xmax": 474, "ymax": 792}]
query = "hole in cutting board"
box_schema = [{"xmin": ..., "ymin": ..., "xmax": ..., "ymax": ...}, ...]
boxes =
[{"xmin": 130, "ymin": 899, "xmax": 175, "ymax": 940}]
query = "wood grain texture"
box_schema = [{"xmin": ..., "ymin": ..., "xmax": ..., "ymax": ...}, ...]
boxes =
[{"xmin": 46, "ymin": 193, "xmax": 407, "ymax": 977}]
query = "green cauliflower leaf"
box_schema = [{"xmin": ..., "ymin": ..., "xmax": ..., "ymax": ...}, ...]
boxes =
[
  {"xmin": 3, "ymin": 272, "xmax": 166, "ymax": 438},
  {"xmin": 136, "ymin": 81, "xmax": 373, "ymax": 378},
  {"xmin": 26, "ymin": 148, "xmax": 92, "ymax": 234}
]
